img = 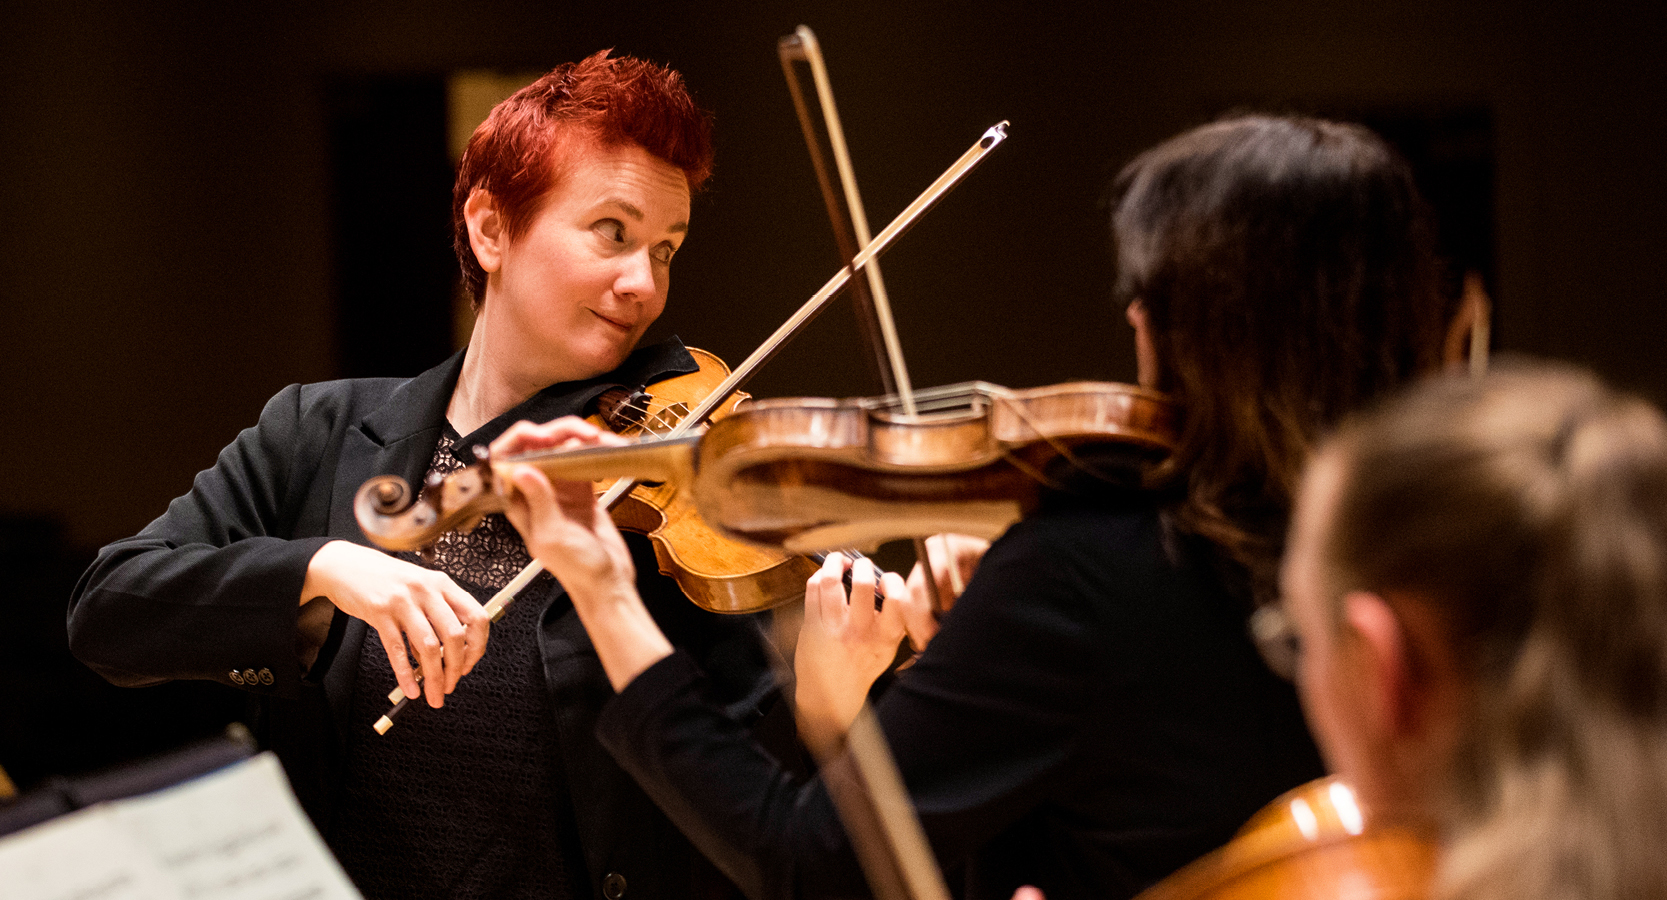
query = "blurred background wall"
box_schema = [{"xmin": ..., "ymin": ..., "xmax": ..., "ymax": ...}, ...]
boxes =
[{"xmin": 2, "ymin": 0, "xmax": 1662, "ymax": 787}]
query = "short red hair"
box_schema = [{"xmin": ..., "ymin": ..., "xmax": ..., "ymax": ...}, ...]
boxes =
[{"xmin": 452, "ymin": 50, "xmax": 715, "ymax": 305}]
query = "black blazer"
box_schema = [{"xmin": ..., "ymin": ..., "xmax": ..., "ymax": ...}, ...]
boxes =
[{"xmin": 68, "ymin": 340, "xmax": 792, "ymax": 899}]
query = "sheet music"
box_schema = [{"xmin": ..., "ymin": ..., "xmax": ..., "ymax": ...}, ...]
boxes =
[
  {"xmin": 0, "ymin": 753, "xmax": 362, "ymax": 900},
  {"xmin": 0, "ymin": 806, "xmax": 179, "ymax": 900}
]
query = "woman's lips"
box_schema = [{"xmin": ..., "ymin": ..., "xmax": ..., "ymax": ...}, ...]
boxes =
[{"xmin": 591, "ymin": 310, "xmax": 634, "ymax": 331}]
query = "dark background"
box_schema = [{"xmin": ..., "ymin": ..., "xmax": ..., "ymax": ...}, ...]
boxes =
[{"xmin": 2, "ymin": 0, "xmax": 1663, "ymax": 790}]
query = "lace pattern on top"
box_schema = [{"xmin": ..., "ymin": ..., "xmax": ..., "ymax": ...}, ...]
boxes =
[
  {"xmin": 424, "ymin": 429, "xmax": 533, "ymax": 590},
  {"xmin": 331, "ymin": 425, "xmax": 579, "ymax": 899}
]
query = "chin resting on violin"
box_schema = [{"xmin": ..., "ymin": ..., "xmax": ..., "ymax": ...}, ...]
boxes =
[
  {"xmin": 67, "ymin": 51, "xmax": 795, "ymax": 900},
  {"xmin": 490, "ymin": 114, "xmax": 1480, "ymax": 900}
]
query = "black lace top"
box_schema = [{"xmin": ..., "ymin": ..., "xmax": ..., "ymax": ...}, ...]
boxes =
[{"xmin": 333, "ymin": 428, "xmax": 583, "ymax": 900}]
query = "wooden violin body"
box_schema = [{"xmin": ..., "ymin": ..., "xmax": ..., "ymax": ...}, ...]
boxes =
[
  {"xmin": 1133, "ymin": 777, "xmax": 1437, "ymax": 900},
  {"xmin": 689, "ymin": 380, "xmax": 1177, "ymax": 554},
  {"xmin": 590, "ymin": 350, "xmax": 820, "ymax": 612},
  {"xmin": 357, "ymin": 378, "xmax": 1178, "ymax": 563},
  {"xmin": 354, "ymin": 348, "xmax": 816, "ymax": 614}
]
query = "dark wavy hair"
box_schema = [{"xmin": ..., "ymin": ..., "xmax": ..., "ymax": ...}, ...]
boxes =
[
  {"xmin": 1108, "ymin": 114, "xmax": 1453, "ymax": 606},
  {"xmin": 451, "ymin": 50, "xmax": 715, "ymax": 306}
]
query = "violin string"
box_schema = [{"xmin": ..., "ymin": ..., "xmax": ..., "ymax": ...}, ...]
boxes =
[
  {"xmin": 606, "ymin": 395, "xmax": 685, "ymax": 437},
  {"xmin": 641, "ymin": 402, "xmax": 687, "ymax": 434},
  {"xmin": 874, "ymin": 387, "xmax": 984, "ymax": 416},
  {"xmin": 614, "ymin": 396, "xmax": 677, "ymax": 433}
]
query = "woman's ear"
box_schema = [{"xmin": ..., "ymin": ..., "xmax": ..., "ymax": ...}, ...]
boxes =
[
  {"xmin": 1126, "ymin": 300, "xmax": 1160, "ymax": 389},
  {"xmin": 465, "ymin": 189, "xmax": 505, "ymax": 274},
  {"xmin": 1442, "ymin": 271, "xmax": 1491, "ymax": 375},
  {"xmin": 1341, "ymin": 590, "xmax": 1417, "ymax": 741}
]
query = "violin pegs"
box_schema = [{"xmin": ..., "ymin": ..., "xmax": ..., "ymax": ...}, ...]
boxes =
[{"xmin": 371, "ymin": 479, "xmax": 409, "ymax": 514}]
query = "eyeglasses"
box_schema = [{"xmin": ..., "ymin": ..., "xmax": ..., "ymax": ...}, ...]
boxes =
[{"xmin": 1249, "ymin": 602, "xmax": 1302, "ymax": 682}]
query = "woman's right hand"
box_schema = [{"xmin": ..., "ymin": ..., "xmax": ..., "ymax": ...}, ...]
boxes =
[
  {"xmin": 794, "ymin": 552, "xmax": 907, "ymax": 756},
  {"xmin": 897, "ymin": 534, "xmax": 990, "ymax": 652},
  {"xmin": 302, "ymin": 540, "xmax": 489, "ymax": 708}
]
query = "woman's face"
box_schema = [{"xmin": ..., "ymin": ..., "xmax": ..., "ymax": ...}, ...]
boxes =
[{"xmin": 482, "ymin": 141, "xmax": 691, "ymax": 384}]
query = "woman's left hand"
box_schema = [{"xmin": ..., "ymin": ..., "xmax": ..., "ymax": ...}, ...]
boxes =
[
  {"xmin": 493, "ymin": 418, "xmax": 634, "ymax": 591},
  {"xmin": 794, "ymin": 552, "xmax": 907, "ymax": 756},
  {"xmin": 492, "ymin": 417, "xmax": 672, "ymax": 691}
]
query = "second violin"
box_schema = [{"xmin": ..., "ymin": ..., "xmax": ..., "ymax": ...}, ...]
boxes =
[{"xmin": 356, "ymin": 379, "xmax": 1178, "ymax": 558}]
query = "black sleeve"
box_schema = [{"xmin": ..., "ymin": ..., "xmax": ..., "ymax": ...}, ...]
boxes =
[
  {"xmin": 598, "ymin": 651, "xmax": 868, "ymax": 900},
  {"xmin": 867, "ymin": 520, "xmax": 1104, "ymax": 855},
  {"xmin": 595, "ymin": 519, "xmax": 1105, "ymax": 900},
  {"xmin": 66, "ymin": 383, "xmax": 335, "ymax": 699}
]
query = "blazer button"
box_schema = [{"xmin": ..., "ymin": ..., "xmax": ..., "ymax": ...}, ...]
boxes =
[
  {"xmin": 257, "ymin": 668, "xmax": 274, "ymax": 685},
  {"xmin": 228, "ymin": 670, "xmax": 246, "ymax": 685},
  {"xmin": 242, "ymin": 668, "xmax": 259, "ymax": 686},
  {"xmin": 603, "ymin": 872, "xmax": 627, "ymax": 900}
]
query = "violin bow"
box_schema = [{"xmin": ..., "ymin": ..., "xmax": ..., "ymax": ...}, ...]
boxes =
[
  {"xmin": 777, "ymin": 25, "xmax": 973, "ymax": 900},
  {"xmin": 779, "ymin": 27, "xmax": 986, "ymax": 607},
  {"xmin": 373, "ymin": 58, "xmax": 1008, "ymax": 736}
]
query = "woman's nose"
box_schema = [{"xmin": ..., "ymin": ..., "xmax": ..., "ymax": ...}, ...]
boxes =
[{"xmin": 614, "ymin": 249, "xmax": 658, "ymax": 299}]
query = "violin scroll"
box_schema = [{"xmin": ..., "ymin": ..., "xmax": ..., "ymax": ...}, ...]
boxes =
[{"xmin": 354, "ymin": 454, "xmax": 504, "ymax": 553}]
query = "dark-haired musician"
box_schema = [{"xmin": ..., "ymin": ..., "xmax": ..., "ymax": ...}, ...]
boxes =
[{"xmin": 495, "ymin": 114, "xmax": 1476, "ymax": 900}]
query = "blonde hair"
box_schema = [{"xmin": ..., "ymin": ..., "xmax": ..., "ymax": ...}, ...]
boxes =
[{"xmin": 1321, "ymin": 361, "xmax": 1667, "ymax": 900}]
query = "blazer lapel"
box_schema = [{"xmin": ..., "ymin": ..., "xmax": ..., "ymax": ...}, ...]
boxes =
[{"xmin": 322, "ymin": 351, "xmax": 466, "ymax": 768}]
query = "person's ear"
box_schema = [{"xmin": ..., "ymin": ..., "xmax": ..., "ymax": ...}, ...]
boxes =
[
  {"xmin": 465, "ymin": 189, "xmax": 506, "ymax": 274},
  {"xmin": 1126, "ymin": 300, "xmax": 1160, "ymax": 389},
  {"xmin": 1442, "ymin": 271, "xmax": 1491, "ymax": 375},
  {"xmin": 1340, "ymin": 590, "xmax": 1417, "ymax": 740}
]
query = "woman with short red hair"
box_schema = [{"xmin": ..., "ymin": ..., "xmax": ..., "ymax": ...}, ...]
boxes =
[{"xmin": 70, "ymin": 51, "xmax": 786, "ymax": 900}]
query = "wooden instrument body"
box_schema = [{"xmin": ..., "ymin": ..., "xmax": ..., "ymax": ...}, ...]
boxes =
[
  {"xmin": 689, "ymin": 380, "xmax": 1177, "ymax": 554},
  {"xmin": 1133, "ymin": 777, "xmax": 1437, "ymax": 900},
  {"xmin": 601, "ymin": 353, "xmax": 819, "ymax": 612},
  {"xmin": 564, "ymin": 348, "xmax": 820, "ymax": 613}
]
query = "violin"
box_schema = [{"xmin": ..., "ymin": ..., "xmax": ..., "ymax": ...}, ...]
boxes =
[
  {"xmin": 690, "ymin": 379, "xmax": 1175, "ymax": 553},
  {"xmin": 362, "ymin": 114, "xmax": 1011, "ymax": 735},
  {"xmin": 355, "ymin": 379, "xmax": 1179, "ymax": 558},
  {"xmin": 583, "ymin": 347, "xmax": 823, "ymax": 613},
  {"xmin": 361, "ymin": 347, "xmax": 816, "ymax": 615},
  {"xmin": 1132, "ymin": 777, "xmax": 1437, "ymax": 900}
]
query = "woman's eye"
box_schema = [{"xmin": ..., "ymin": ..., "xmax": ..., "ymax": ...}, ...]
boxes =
[
  {"xmin": 653, "ymin": 244, "xmax": 677, "ymax": 265},
  {"xmin": 595, "ymin": 219, "xmax": 625, "ymax": 243}
]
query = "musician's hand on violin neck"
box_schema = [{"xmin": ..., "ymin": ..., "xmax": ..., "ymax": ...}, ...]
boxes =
[
  {"xmin": 492, "ymin": 417, "xmax": 673, "ymax": 692},
  {"xmin": 794, "ymin": 552, "xmax": 907, "ymax": 757},
  {"xmin": 493, "ymin": 418, "xmax": 636, "ymax": 593},
  {"xmin": 900, "ymin": 534, "xmax": 989, "ymax": 652},
  {"xmin": 301, "ymin": 540, "xmax": 488, "ymax": 708}
]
